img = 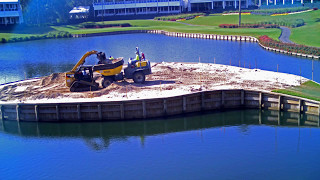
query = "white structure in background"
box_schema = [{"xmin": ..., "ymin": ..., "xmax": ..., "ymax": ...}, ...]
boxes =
[
  {"xmin": 259, "ymin": 0, "xmax": 315, "ymax": 6},
  {"xmin": 93, "ymin": 0, "xmax": 183, "ymax": 17},
  {"xmin": 187, "ymin": 0, "xmax": 250, "ymax": 11},
  {"xmin": 0, "ymin": 0, "xmax": 23, "ymax": 25},
  {"xmin": 69, "ymin": 6, "xmax": 90, "ymax": 19}
]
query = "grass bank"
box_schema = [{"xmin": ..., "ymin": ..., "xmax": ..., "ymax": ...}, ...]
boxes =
[
  {"xmin": 273, "ymin": 81, "xmax": 320, "ymax": 102},
  {"xmin": 0, "ymin": 10, "xmax": 319, "ymax": 47},
  {"xmin": 186, "ymin": 10, "xmax": 320, "ymax": 47}
]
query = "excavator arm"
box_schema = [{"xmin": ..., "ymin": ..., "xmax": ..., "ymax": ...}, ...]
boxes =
[
  {"xmin": 71, "ymin": 50, "xmax": 98, "ymax": 72},
  {"xmin": 66, "ymin": 50, "xmax": 98, "ymax": 88}
]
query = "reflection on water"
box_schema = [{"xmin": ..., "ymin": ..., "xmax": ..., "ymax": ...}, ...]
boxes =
[
  {"xmin": 1, "ymin": 110, "xmax": 320, "ymax": 179},
  {"xmin": 1, "ymin": 110, "xmax": 318, "ymax": 151},
  {"xmin": 24, "ymin": 62, "xmax": 74, "ymax": 79}
]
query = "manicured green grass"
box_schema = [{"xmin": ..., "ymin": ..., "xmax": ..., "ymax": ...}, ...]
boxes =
[
  {"xmin": 52, "ymin": 21, "xmax": 281, "ymax": 39},
  {"xmin": 272, "ymin": 81, "xmax": 320, "ymax": 102},
  {"xmin": 291, "ymin": 20, "xmax": 320, "ymax": 47}
]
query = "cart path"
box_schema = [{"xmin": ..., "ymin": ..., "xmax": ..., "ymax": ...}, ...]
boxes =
[{"xmin": 279, "ymin": 26, "xmax": 294, "ymax": 44}]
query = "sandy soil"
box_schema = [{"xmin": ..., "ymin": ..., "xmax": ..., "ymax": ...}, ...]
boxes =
[{"xmin": 0, "ymin": 62, "xmax": 307, "ymax": 104}]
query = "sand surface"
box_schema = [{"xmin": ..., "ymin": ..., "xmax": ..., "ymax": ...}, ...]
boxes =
[{"xmin": 0, "ymin": 62, "xmax": 307, "ymax": 104}]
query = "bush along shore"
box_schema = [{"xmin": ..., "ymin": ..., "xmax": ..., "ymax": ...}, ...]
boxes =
[
  {"xmin": 223, "ymin": 7, "xmax": 311, "ymax": 15},
  {"xmin": 220, "ymin": 19, "xmax": 304, "ymax": 28},
  {"xmin": 259, "ymin": 35, "xmax": 320, "ymax": 56},
  {"xmin": 219, "ymin": 24, "xmax": 279, "ymax": 28},
  {"xmin": 154, "ymin": 13, "xmax": 206, "ymax": 21},
  {"xmin": 79, "ymin": 22, "xmax": 131, "ymax": 29},
  {"xmin": 1, "ymin": 31, "xmax": 72, "ymax": 43}
]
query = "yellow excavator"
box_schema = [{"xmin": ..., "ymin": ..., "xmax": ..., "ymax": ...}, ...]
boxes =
[{"xmin": 65, "ymin": 50, "xmax": 152, "ymax": 92}]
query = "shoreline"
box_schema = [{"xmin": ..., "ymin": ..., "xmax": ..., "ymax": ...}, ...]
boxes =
[
  {"xmin": 0, "ymin": 62, "xmax": 309, "ymax": 104},
  {"xmin": 1, "ymin": 62, "xmax": 319, "ymax": 122}
]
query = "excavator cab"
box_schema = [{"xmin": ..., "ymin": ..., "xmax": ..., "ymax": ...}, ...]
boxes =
[
  {"xmin": 69, "ymin": 65, "xmax": 99, "ymax": 92},
  {"xmin": 74, "ymin": 66, "xmax": 94, "ymax": 82}
]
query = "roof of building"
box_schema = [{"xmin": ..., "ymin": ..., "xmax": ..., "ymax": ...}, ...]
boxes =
[
  {"xmin": 69, "ymin": 6, "xmax": 90, "ymax": 14},
  {"xmin": 0, "ymin": 0, "xmax": 19, "ymax": 3}
]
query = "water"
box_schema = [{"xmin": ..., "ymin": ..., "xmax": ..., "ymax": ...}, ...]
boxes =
[
  {"xmin": 0, "ymin": 33, "xmax": 319, "ymax": 84},
  {"xmin": 0, "ymin": 110, "xmax": 320, "ymax": 179}
]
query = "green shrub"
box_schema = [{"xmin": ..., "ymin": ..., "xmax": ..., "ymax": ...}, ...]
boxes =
[
  {"xmin": 224, "ymin": 7, "xmax": 309, "ymax": 15},
  {"xmin": 1, "ymin": 38, "xmax": 7, "ymax": 43},
  {"xmin": 259, "ymin": 35, "xmax": 320, "ymax": 56},
  {"xmin": 154, "ymin": 13, "xmax": 206, "ymax": 21},
  {"xmin": 255, "ymin": 19, "xmax": 304, "ymax": 28},
  {"xmin": 23, "ymin": 37, "xmax": 30, "ymax": 41}
]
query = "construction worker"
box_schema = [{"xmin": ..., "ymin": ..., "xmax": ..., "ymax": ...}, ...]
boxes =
[
  {"xmin": 135, "ymin": 47, "xmax": 140, "ymax": 61},
  {"xmin": 141, "ymin": 52, "xmax": 145, "ymax": 61}
]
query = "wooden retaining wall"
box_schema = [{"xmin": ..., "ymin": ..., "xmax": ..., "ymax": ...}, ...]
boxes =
[{"xmin": 0, "ymin": 90, "xmax": 319, "ymax": 122}]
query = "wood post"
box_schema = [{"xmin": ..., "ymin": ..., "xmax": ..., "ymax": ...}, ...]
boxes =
[
  {"xmin": 201, "ymin": 92, "xmax": 205, "ymax": 110},
  {"xmin": 35, "ymin": 105, "xmax": 39, "ymax": 121},
  {"xmin": 163, "ymin": 99, "xmax": 167, "ymax": 115},
  {"xmin": 278, "ymin": 111, "xmax": 281, "ymax": 126},
  {"xmin": 98, "ymin": 104, "xmax": 102, "ymax": 120},
  {"xmin": 77, "ymin": 104, "xmax": 81, "ymax": 121},
  {"xmin": 0, "ymin": 105, "xmax": 4, "ymax": 120},
  {"xmin": 259, "ymin": 92, "xmax": 263, "ymax": 109},
  {"xmin": 120, "ymin": 103, "xmax": 124, "ymax": 119},
  {"xmin": 142, "ymin": 100, "xmax": 146, "ymax": 118},
  {"xmin": 299, "ymin": 100, "xmax": 303, "ymax": 113},
  {"xmin": 56, "ymin": 105, "xmax": 60, "ymax": 121},
  {"xmin": 221, "ymin": 91, "xmax": 225, "ymax": 109},
  {"xmin": 241, "ymin": 90, "xmax": 244, "ymax": 106},
  {"xmin": 183, "ymin": 96, "xmax": 187, "ymax": 113},
  {"xmin": 16, "ymin": 105, "xmax": 20, "ymax": 121},
  {"xmin": 278, "ymin": 96, "xmax": 282, "ymax": 111},
  {"xmin": 259, "ymin": 110, "xmax": 262, "ymax": 124},
  {"xmin": 318, "ymin": 104, "xmax": 320, "ymax": 127}
]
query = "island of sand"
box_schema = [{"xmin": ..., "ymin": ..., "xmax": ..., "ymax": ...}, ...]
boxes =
[{"xmin": 0, "ymin": 62, "xmax": 308, "ymax": 104}]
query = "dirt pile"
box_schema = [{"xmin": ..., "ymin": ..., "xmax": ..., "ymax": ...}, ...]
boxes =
[{"xmin": 0, "ymin": 62, "xmax": 307, "ymax": 103}]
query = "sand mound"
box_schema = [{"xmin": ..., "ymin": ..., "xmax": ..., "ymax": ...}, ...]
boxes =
[{"xmin": 39, "ymin": 73, "xmax": 65, "ymax": 86}]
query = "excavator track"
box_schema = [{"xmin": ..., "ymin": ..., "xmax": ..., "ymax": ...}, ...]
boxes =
[{"xmin": 70, "ymin": 81, "xmax": 99, "ymax": 92}]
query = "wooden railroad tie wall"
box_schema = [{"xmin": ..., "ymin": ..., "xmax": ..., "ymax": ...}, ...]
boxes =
[{"xmin": 0, "ymin": 90, "xmax": 319, "ymax": 122}]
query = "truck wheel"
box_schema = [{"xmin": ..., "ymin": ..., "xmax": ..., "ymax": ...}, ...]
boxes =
[
  {"xmin": 133, "ymin": 71, "xmax": 145, "ymax": 83},
  {"xmin": 102, "ymin": 77, "xmax": 114, "ymax": 88}
]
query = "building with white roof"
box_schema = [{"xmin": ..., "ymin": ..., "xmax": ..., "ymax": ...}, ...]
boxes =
[
  {"xmin": 69, "ymin": 6, "xmax": 90, "ymax": 19},
  {"xmin": 93, "ymin": 0, "xmax": 183, "ymax": 17},
  {"xmin": 0, "ymin": 0, "xmax": 23, "ymax": 25},
  {"xmin": 187, "ymin": 0, "xmax": 250, "ymax": 11}
]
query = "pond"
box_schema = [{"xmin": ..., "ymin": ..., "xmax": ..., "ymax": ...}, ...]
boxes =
[
  {"xmin": 0, "ymin": 110, "xmax": 320, "ymax": 179},
  {"xmin": 0, "ymin": 33, "xmax": 319, "ymax": 84}
]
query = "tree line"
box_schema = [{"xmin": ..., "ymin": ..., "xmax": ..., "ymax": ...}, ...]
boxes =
[{"xmin": 20, "ymin": 0, "xmax": 91, "ymax": 25}]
